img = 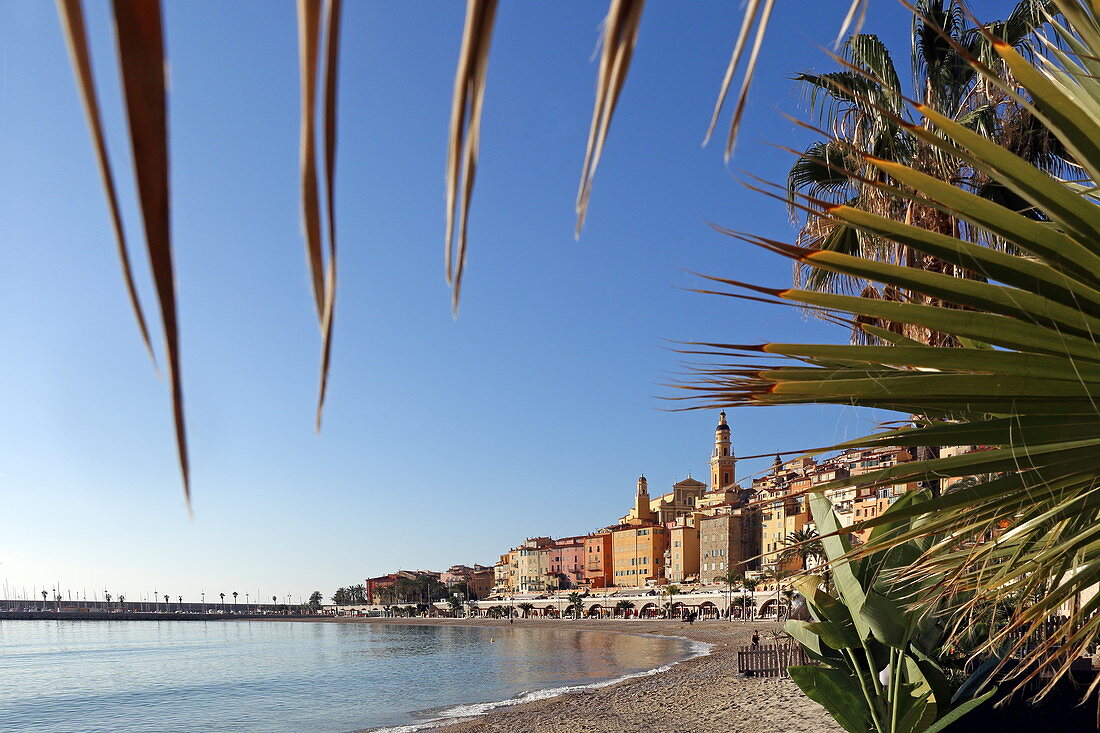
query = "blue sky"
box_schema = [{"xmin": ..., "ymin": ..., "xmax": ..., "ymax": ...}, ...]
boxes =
[{"xmin": 0, "ymin": 1, "xmax": 1009, "ymax": 604}]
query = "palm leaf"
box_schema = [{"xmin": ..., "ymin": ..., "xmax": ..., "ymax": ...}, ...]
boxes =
[
  {"xmin": 56, "ymin": 0, "xmax": 157, "ymax": 370},
  {"xmin": 445, "ymin": 0, "xmax": 498, "ymax": 311},
  {"xmin": 704, "ymin": 0, "xmax": 775, "ymax": 161},
  {"xmin": 686, "ymin": 0, "xmax": 1100, "ymax": 697},
  {"xmin": 111, "ymin": 0, "xmax": 190, "ymax": 504},
  {"xmin": 297, "ymin": 0, "xmax": 342, "ymax": 429},
  {"xmin": 576, "ymin": 0, "xmax": 644, "ymax": 234}
]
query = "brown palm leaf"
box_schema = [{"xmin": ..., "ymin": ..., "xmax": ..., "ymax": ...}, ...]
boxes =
[
  {"xmin": 55, "ymin": 0, "xmax": 157, "ymax": 370},
  {"xmin": 110, "ymin": 0, "xmax": 189, "ymax": 503},
  {"xmin": 445, "ymin": 0, "xmax": 498, "ymax": 312},
  {"xmin": 576, "ymin": 0, "xmax": 644, "ymax": 236},
  {"xmin": 296, "ymin": 0, "xmax": 342, "ymax": 429}
]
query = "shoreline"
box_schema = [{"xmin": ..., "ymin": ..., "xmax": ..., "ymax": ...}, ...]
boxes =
[{"xmin": 267, "ymin": 616, "xmax": 841, "ymax": 733}]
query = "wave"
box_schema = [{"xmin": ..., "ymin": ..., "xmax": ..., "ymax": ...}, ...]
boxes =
[{"xmin": 370, "ymin": 637, "xmax": 713, "ymax": 733}]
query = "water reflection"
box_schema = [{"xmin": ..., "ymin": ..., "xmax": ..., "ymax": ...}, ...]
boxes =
[{"xmin": 0, "ymin": 620, "xmax": 692, "ymax": 732}]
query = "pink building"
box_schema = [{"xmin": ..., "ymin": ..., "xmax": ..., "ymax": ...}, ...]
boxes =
[{"xmin": 548, "ymin": 536, "xmax": 587, "ymax": 589}]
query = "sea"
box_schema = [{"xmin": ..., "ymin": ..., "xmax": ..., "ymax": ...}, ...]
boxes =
[{"xmin": 0, "ymin": 619, "xmax": 706, "ymax": 732}]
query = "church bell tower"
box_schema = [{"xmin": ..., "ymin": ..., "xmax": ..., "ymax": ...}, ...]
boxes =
[
  {"xmin": 709, "ymin": 411, "xmax": 736, "ymax": 489},
  {"xmin": 634, "ymin": 475, "xmax": 654, "ymax": 524}
]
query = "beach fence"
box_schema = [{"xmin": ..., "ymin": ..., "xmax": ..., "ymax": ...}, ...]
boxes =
[{"xmin": 737, "ymin": 642, "xmax": 812, "ymax": 678}]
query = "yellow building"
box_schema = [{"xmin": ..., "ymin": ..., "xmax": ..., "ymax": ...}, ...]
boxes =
[
  {"xmin": 493, "ymin": 549, "xmax": 518, "ymax": 595},
  {"xmin": 515, "ymin": 537, "xmax": 553, "ymax": 592},
  {"xmin": 665, "ymin": 518, "xmax": 700, "ymax": 584},
  {"xmin": 611, "ymin": 524, "xmax": 669, "ymax": 586},
  {"xmin": 621, "ymin": 474, "xmax": 706, "ymax": 526},
  {"xmin": 756, "ymin": 460, "xmax": 811, "ymax": 576}
]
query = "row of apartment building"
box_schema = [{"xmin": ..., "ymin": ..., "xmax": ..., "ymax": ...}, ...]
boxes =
[
  {"xmin": 364, "ymin": 565, "xmax": 496, "ymax": 604},
  {"xmin": 490, "ymin": 413, "xmax": 964, "ymax": 595},
  {"xmin": 364, "ymin": 416, "xmax": 978, "ymax": 601}
]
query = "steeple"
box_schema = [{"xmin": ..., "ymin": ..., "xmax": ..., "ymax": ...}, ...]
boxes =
[
  {"xmin": 709, "ymin": 411, "xmax": 736, "ymax": 490},
  {"xmin": 773, "ymin": 454, "xmax": 782, "ymax": 474},
  {"xmin": 633, "ymin": 475, "xmax": 654, "ymax": 523}
]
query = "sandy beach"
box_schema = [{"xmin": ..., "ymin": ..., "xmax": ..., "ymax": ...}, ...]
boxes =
[{"xmin": 303, "ymin": 617, "xmax": 841, "ymax": 732}]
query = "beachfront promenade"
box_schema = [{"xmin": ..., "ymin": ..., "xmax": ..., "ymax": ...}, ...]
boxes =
[{"xmin": 327, "ymin": 587, "xmax": 790, "ymax": 620}]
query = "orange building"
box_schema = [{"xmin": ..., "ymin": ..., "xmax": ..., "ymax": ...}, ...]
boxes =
[
  {"xmin": 583, "ymin": 532, "xmax": 614, "ymax": 587},
  {"xmin": 611, "ymin": 523, "xmax": 669, "ymax": 586}
]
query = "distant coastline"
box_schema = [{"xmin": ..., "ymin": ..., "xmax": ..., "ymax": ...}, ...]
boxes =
[{"xmin": 0, "ymin": 610, "xmax": 312, "ymax": 621}]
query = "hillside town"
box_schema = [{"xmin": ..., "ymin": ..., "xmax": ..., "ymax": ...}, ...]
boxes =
[{"xmin": 350, "ymin": 413, "xmax": 978, "ymax": 617}]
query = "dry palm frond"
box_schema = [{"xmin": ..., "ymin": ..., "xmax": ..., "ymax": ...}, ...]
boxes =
[
  {"xmin": 110, "ymin": 0, "xmax": 189, "ymax": 503},
  {"xmin": 576, "ymin": 0, "xmax": 644, "ymax": 236},
  {"xmin": 445, "ymin": 0, "xmax": 498, "ymax": 313},
  {"xmin": 318, "ymin": 0, "xmax": 341, "ymax": 430},
  {"xmin": 703, "ymin": 0, "xmax": 775, "ymax": 161},
  {"xmin": 297, "ymin": 0, "xmax": 342, "ymax": 429},
  {"xmin": 56, "ymin": 0, "xmax": 157, "ymax": 370},
  {"xmin": 297, "ymin": 0, "xmax": 325, "ymax": 321}
]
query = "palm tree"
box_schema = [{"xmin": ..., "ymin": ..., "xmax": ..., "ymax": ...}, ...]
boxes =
[
  {"xmin": 780, "ymin": 589, "xmax": 795, "ymax": 620},
  {"xmin": 163, "ymin": 594, "xmax": 169, "ymax": 611},
  {"xmin": 447, "ymin": 595, "xmax": 464, "ymax": 617},
  {"xmin": 219, "ymin": 592, "xmax": 225, "ymax": 611},
  {"xmin": 104, "ymin": 592, "xmax": 111, "ymax": 611},
  {"xmin": 516, "ymin": 602, "xmax": 534, "ymax": 619},
  {"xmin": 614, "ymin": 600, "xmax": 636, "ymax": 618},
  {"xmin": 687, "ymin": 0, "xmax": 1100, "ymax": 697},
  {"xmin": 662, "ymin": 585, "xmax": 680, "ymax": 618},
  {"xmin": 117, "ymin": 594, "xmax": 125, "ymax": 611},
  {"xmin": 740, "ymin": 578, "xmax": 758, "ymax": 622},
  {"xmin": 566, "ymin": 592, "xmax": 584, "ymax": 619},
  {"xmin": 777, "ymin": 528, "xmax": 826, "ymax": 572},
  {"xmin": 232, "ymin": 591, "xmax": 238, "ymax": 611},
  {"xmin": 714, "ymin": 571, "xmax": 741, "ymax": 622},
  {"xmin": 785, "ymin": 2, "xmax": 1065, "ymax": 477},
  {"xmin": 177, "ymin": 595, "xmax": 182, "ymax": 611},
  {"xmin": 40, "ymin": 590, "xmax": 47, "ymax": 611},
  {"xmin": 787, "ymin": 1, "xmax": 1063, "ymax": 345}
]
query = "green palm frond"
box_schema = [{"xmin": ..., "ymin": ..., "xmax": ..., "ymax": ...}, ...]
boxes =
[
  {"xmin": 688, "ymin": 0, "xmax": 1100, "ymax": 698},
  {"xmin": 846, "ymin": 33, "xmax": 903, "ymax": 100}
]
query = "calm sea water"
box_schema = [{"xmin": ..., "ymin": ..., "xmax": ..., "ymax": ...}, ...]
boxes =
[{"xmin": 0, "ymin": 620, "xmax": 701, "ymax": 732}]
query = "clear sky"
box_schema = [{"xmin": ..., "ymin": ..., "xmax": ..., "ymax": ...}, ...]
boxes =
[{"xmin": 0, "ymin": 1, "xmax": 1009, "ymax": 605}]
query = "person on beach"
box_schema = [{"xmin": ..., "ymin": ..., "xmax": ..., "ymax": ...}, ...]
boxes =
[{"xmin": 751, "ymin": 630, "xmax": 760, "ymax": 646}]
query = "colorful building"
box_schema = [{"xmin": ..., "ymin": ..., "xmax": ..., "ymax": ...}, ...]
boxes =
[
  {"xmin": 547, "ymin": 536, "xmax": 586, "ymax": 589},
  {"xmin": 611, "ymin": 523, "xmax": 669, "ymax": 586},
  {"xmin": 515, "ymin": 537, "xmax": 553, "ymax": 592},
  {"xmin": 665, "ymin": 518, "xmax": 700, "ymax": 584},
  {"xmin": 583, "ymin": 532, "xmax": 613, "ymax": 587}
]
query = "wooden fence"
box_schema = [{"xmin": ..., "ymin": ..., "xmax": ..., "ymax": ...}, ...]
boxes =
[{"xmin": 737, "ymin": 642, "xmax": 812, "ymax": 678}]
